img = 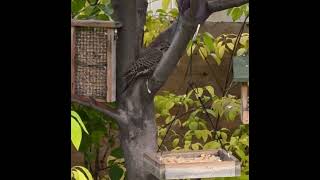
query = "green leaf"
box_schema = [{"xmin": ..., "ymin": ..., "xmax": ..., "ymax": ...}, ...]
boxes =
[
  {"xmin": 189, "ymin": 121, "xmax": 198, "ymax": 130},
  {"xmin": 155, "ymin": 113, "xmax": 161, "ymax": 119},
  {"xmin": 203, "ymin": 141, "xmax": 221, "ymax": 150},
  {"xmin": 174, "ymin": 119, "xmax": 181, "ymax": 127},
  {"xmin": 183, "ymin": 101, "xmax": 189, "ymax": 111},
  {"xmin": 184, "ymin": 130, "xmax": 193, "ymax": 141},
  {"xmin": 111, "ymin": 147, "xmax": 124, "ymax": 159},
  {"xmin": 202, "ymin": 33, "xmax": 214, "ymax": 52},
  {"xmin": 157, "ymin": 138, "xmax": 162, "ymax": 146},
  {"xmin": 73, "ymin": 166, "xmax": 93, "ymax": 180},
  {"xmin": 230, "ymin": 137, "xmax": 238, "ymax": 146},
  {"xmin": 184, "ymin": 140, "xmax": 191, "ymax": 150},
  {"xmin": 95, "ymin": 14, "xmax": 110, "ymax": 20},
  {"xmin": 158, "ymin": 128, "xmax": 167, "ymax": 137},
  {"xmin": 235, "ymin": 148, "xmax": 246, "ymax": 160},
  {"xmin": 71, "ymin": 0, "xmax": 86, "ymax": 14},
  {"xmin": 230, "ymin": 7, "xmax": 242, "ymax": 22},
  {"xmin": 162, "ymin": 0, "xmax": 171, "ymax": 10},
  {"xmin": 71, "ymin": 117, "xmax": 82, "ymax": 150},
  {"xmin": 72, "ymin": 169, "xmax": 88, "ymax": 180},
  {"xmin": 239, "ymin": 36, "xmax": 249, "ymax": 46},
  {"xmin": 240, "ymin": 175, "xmax": 249, "ymax": 180},
  {"xmin": 172, "ymin": 138, "xmax": 179, "ymax": 148},
  {"xmin": 192, "ymin": 143, "xmax": 199, "ymax": 150},
  {"xmin": 166, "ymin": 101, "xmax": 175, "ymax": 111},
  {"xmin": 109, "ymin": 165, "xmax": 124, "ymax": 180},
  {"xmin": 198, "ymin": 121, "xmax": 207, "ymax": 129},
  {"xmin": 187, "ymin": 41, "xmax": 196, "ymax": 56},
  {"xmin": 72, "ymin": 169, "xmax": 79, "ymax": 179},
  {"xmin": 211, "ymin": 53, "xmax": 221, "ymax": 65},
  {"xmin": 194, "ymin": 130, "xmax": 202, "ymax": 140},
  {"xmin": 232, "ymin": 129, "xmax": 241, "ymax": 137},
  {"xmin": 237, "ymin": 48, "xmax": 247, "ymax": 56},
  {"xmin": 226, "ymin": 43, "xmax": 234, "ymax": 51},
  {"xmin": 156, "ymin": 9, "xmax": 166, "ymax": 14},
  {"xmin": 239, "ymin": 134, "xmax": 249, "ymax": 146},
  {"xmin": 165, "ymin": 116, "xmax": 175, "ymax": 124},
  {"xmin": 195, "ymin": 88, "xmax": 203, "ymax": 98},
  {"xmin": 100, "ymin": 0, "xmax": 111, "ymax": 5},
  {"xmin": 201, "ymin": 130, "xmax": 210, "ymax": 142},
  {"xmin": 218, "ymin": 46, "xmax": 225, "ymax": 59},
  {"xmin": 187, "ymin": 88, "xmax": 197, "ymax": 98},
  {"xmin": 83, "ymin": 5, "xmax": 95, "ymax": 16},
  {"xmin": 227, "ymin": 8, "xmax": 233, "ymax": 15},
  {"xmin": 206, "ymin": 109, "xmax": 217, "ymax": 118},
  {"xmin": 169, "ymin": 8, "xmax": 179, "ymax": 18},
  {"xmin": 77, "ymin": 169, "xmax": 88, "ymax": 180},
  {"xmin": 205, "ymin": 86, "xmax": 215, "ymax": 97},
  {"xmin": 227, "ymin": 110, "xmax": 237, "ymax": 121},
  {"xmin": 220, "ymin": 132, "xmax": 228, "ymax": 141},
  {"xmin": 199, "ymin": 47, "xmax": 208, "ymax": 60},
  {"xmin": 72, "ymin": 111, "xmax": 89, "ymax": 134},
  {"xmin": 190, "ymin": 109, "xmax": 201, "ymax": 118}
]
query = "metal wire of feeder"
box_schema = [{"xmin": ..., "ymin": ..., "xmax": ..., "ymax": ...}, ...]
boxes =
[{"xmin": 75, "ymin": 27, "xmax": 108, "ymax": 99}]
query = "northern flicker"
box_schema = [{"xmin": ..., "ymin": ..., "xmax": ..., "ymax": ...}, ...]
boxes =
[{"xmin": 121, "ymin": 41, "xmax": 170, "ymax": 93}]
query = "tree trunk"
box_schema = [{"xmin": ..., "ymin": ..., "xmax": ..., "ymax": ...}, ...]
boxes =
[{"xmin": 118, "ymin": 80, "xmax": 158, "ymax": 180}]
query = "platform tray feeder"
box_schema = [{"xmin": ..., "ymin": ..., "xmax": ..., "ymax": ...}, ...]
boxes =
[
  {"xmin": 144, "ymin": 149, "xmax": 241, "ymax": 180},
  {"xmin": 233, "ymin": 55, "xmax": 249, "ymax": 124},
  {"xmin": 71, "ymin": 19, "xmax": 121, "ymax": 102}
]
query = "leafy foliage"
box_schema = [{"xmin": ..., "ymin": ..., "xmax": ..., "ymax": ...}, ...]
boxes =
[
  {"xmin": 227, "ymin": 4, "xmax": 249, "ymax": 22},
  {"xmin": 71, "ymin": 104, "xmax": 126, "ymax": 180},
  {"xmin": 107, "ymin": 154, "xmax": 126, "ymax": 180},
  {"xmin": 72, "ymin": 110, "xmax": 90, "ymax": 150},
  {"xmin": 71, "ymin": 111, "xmax": 93, "ymax": 180},
  {"xmin": 144, "ymin": 7, "xmax": 178, "ymax": 46},
  {"xmin": 187, "ymin": 32, "xmax": 249, "ymax": 64},
  {"xmin": 72, "ymin": 166, "xmax": 94, "ymax": 180},
  {"xmin": 154, "ymin": 87, "xmax": 249, "ymax": 179},
  {"xmin": 71, "ymin": 0, "xmax": 114, "ymax": 20}
]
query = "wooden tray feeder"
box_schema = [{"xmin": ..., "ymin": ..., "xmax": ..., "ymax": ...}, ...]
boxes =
[
  {"xmin": 144, "ymin": 149, "xmax": 241, "ymax": 180},
  {"xmin": 71, "ymin": 19, "xmax": 121, "ymax": 102},
  {"xmin": 233, "ymin": 55, "xmax": 249, "ymax": 124}
]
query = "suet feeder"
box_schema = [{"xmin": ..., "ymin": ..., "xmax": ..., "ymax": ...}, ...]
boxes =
[
  {"xmin": 233, "ymin": 55, "xmax": 249, "ymax": 124},
  {"xmin": 144, "ymin": 149, "xmax": 241, "ymax": 180},
  {"xmin": 71, "ymin": 19, "xmax": 121, "ymax": 102}
]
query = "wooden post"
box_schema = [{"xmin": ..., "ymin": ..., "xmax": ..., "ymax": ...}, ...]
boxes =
[
  {"xmin": 71, "ymin": 26, "xmax": 76, "ymax": 95},
  {"xmin": 241, "ymin": 82, "xmax": 249, "ymax": 124},
  {"xmin": 106, "ymin": 29, "xmax": 116, "ymax": 102}
]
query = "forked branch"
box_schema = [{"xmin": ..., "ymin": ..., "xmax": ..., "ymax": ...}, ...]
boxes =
[{"xmin": 71, "ymin": 96, "xmax": 127, "ymax": 126}]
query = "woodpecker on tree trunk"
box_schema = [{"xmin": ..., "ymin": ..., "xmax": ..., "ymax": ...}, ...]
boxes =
[{"xmin": 121, "ymin": 41, "xmax": 171, "ymax": 93}]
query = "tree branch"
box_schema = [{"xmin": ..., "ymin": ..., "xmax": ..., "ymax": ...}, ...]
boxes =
[
  {"xmin": 149, "ymin": 0, "xmax": 249, "ymax": 92},
  {"xmin": 136, "ymin": 0, "xmax": 148, "ymax": 52},
  {"xmin": 208, "ymin": 0, "xmax": 249, "ymax": 12},
  {"xmin": 149, "ymin": 17, "xmax": 197, "ymax": 92},
  {"xmin": 71, "ymin": 96, "xmax": 127, "ymax": 126}
]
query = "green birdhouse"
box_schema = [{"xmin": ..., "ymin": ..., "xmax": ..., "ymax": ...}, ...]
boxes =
[{"xmin": 233, "ymin": 55, "xmax": 249, "ymax": 82}]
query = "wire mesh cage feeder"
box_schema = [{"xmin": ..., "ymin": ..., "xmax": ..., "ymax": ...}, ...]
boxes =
[
  {"xmin": 71, "ymin": 19, "xmax": 121, "ymax": 102},
  {"xmin": 144, "ymin": 149, "xmax": 241, "ymax": 180},
  {"xmin": 233, "ymin": 55, "xmax": 249, "ymax": 124}
]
